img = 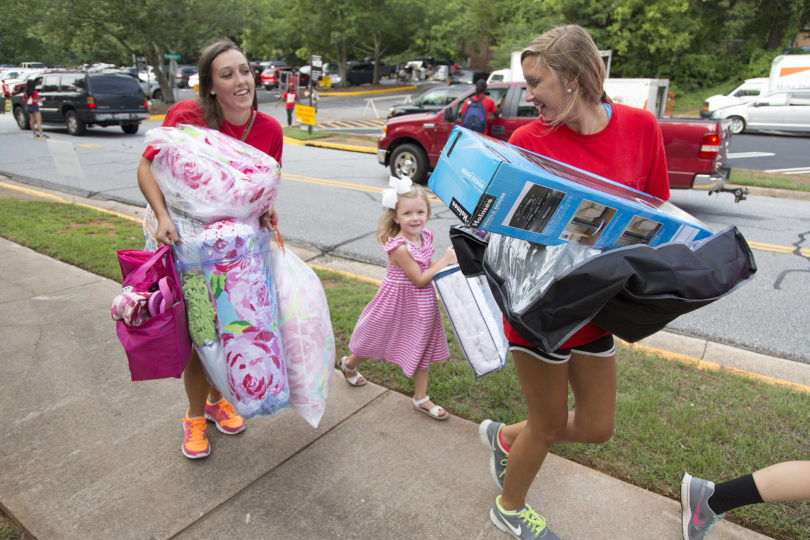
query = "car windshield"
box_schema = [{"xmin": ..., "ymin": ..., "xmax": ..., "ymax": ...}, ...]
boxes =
[{"xmin": 88, "ymin": 74, "xmax": 141, "ymax": 93}]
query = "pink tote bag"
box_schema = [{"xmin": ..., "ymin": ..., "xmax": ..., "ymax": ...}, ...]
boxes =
[{"xmin": 114, "ymin": 245, "xmax": 192, "ymax": 381}]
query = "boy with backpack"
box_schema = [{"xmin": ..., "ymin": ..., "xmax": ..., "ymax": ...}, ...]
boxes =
[{"xmin": 460, "ymin": 79, "xmax": 498, "ymax": 133}]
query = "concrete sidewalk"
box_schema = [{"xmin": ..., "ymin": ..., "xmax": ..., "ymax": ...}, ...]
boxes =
[{"xmin": 2, "ymin": 179, "xmax": 805, "ymax": 539}]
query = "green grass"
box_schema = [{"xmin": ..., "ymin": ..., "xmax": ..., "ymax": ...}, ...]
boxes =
[
  {"xmin": 670, "ymin": 83, "xmax": 731, "ymax": 118},
  {"xmin": 281, "ymin": 126, "xmax": 333, "ymax": 141},
  {"xmin": 731, "ymin": 169, "xmax": 810, "ymax": 193},
  {"xmin": 0, "ymin": 520, "xmax": 21, "ymax": 540},
  {"xmin": 2, "ymin": 198, "xmax": 810, "ymax": 539}
]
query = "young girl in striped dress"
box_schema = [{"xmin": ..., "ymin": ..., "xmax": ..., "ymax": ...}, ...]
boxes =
[{"xmin": 338, "ymin": 178, "xmax": 457, "ymax": 420}]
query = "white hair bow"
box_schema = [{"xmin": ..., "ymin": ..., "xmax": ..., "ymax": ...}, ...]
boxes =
[{"xmin": 381, "ymin": 176, "xmax": 413, "ymax": 209}]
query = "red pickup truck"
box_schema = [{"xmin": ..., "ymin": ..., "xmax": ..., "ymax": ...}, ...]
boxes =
[{"xmin": 377, "ymin": 82, "xmax": 747, "ymax": 201}]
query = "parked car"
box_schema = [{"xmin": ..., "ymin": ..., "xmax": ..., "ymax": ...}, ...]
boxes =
[
  {"xmin": 11, "ymin": 70, "xmax": 149, "ymax": 135},
  {"xmin": 119, "ymin": 67, "xmax": 160, "ymax": 100},
  {"xmin": 346, "ymin": 62, "xmax": 375, "ymax": 86},
  {"xmin": 20, "ymin": 62, "xmax": 47, "ymax": 69},
  {"xmin": 700, "ymin": 78, "xmax": 768, "ymax": 118},
  {"xmin": 710, "ymin": 90, "xmax": 810, "ymax": 134},
  {"xmin": 174, "ymin": 65, "xmax": 197, "ymax": 88},
  {"xmin": 261, "ymin": 65, "xmax": 309, "ymax": 89},
  {"xmin": 387, "ymin": 84, "xmax": 472, "ymax": 118},
  {"xmin": 450, "ymin": 69, "xmax": 489, "ymax": 85},
  {"xmin": 3, "ymin": 69, "xmax": 45, "ymax": 98}
]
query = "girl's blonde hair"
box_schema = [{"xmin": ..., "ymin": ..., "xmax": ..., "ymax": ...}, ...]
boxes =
[
  {"xmin": 375, "ymin": 185, "xmax": 431, "ymax": 244},
  {"xmin": 521, "ymin": 24, "xmax": 606, "ymax": 127}
]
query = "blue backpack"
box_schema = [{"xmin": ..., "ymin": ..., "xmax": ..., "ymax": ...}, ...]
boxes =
[{"xmin": 463, "ymin": 97, "xmax": 486, "ymax": 133}]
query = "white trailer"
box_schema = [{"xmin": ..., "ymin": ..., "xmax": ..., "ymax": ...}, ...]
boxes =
[{"xmin": 768, "ymin": 54, "xmax": 810, "ymax": 93}]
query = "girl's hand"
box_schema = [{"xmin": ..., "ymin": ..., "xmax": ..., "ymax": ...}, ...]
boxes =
[
  {"xmin": 440, "ymin": 247, "xmax": 457, "ymax": 266},
  {"xmin": 260, "ymin": 209, "xmax": 278, "ymax": 231}
]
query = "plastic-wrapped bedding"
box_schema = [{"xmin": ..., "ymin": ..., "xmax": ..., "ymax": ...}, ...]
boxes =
[
  {"xmin": 433, "ymin": 264, "xmax": 508, "ymax": 377},
  {"xmin": 451, "ymin": 225, "xmax": 757, "ymax": 352}
]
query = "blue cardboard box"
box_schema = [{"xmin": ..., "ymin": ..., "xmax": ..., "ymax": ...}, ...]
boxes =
[{"xmin": 428, "ymin": 127, "xmax": 713, "ymax": 250}]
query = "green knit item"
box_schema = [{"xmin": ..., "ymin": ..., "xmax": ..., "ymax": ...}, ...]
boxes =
[{"xmin": 182, "ymin": 272, "xmax": 218, "ymax": 346}]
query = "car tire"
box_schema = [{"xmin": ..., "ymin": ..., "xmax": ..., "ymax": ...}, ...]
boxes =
[
  {"xmin": 728, "ymin": 116, "xmax": 746, "ymax": 135},
  {"xmin": 389, "ymin": 143, "xmax": 428, "ymax": 184},
  {"xmin": 13, "ymin": 105, "xmax": 29, "ymax": 130},
  {"xmin": 152, "ymin": 89, "xmax": 163, "ymax": 102},
  {"xmin": 65, "ymin": 110, "xmax": 87, "ymax": 136},
  {"xmin": 121, "ymin": 123, "xmax": 139, "ymax": 134}
]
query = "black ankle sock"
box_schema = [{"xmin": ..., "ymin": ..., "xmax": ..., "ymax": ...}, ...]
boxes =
[{"xmin": 707, "ymin": 473, "xmax": 763, "ymax": 515}]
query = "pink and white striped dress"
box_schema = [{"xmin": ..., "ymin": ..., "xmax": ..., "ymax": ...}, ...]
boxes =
[{"xmin": 348, "ymin": 228, "xmax": 450, "ymax": 377}]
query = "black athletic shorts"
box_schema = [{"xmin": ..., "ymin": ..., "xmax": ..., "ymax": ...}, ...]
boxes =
[{"xmin": 508, "ymin": 334, "xmax": 615, "ymax": 364}]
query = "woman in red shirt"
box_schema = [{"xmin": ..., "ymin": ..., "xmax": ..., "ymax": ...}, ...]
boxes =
[
  {"xmin": 137, "ymin": 39, "xmax": 283, "ymax": 460},
  {"xmin": 25, "ymin": 79, "xmax": 46, "ymax": 139},
  {"xmin": 480, "ymin": 25, "xmax": 669, "ymax": 539}
]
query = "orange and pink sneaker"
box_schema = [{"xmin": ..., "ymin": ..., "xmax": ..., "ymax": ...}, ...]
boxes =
[
  {"xmin": 182, "ymin": 413, "xmax": 211, "ymax": 459},
  {"xmin": 204, "ymin": 398, "xmax": 246, "ymax": 435}
]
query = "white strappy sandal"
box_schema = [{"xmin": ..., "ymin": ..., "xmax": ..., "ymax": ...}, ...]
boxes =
[
  {"xmin": 413, "ymin": 395, "xmax": 449, "ymax": 421},
  {"xmin": 338, "ymin": 356, "xmax": 367, "ymax": 387}
]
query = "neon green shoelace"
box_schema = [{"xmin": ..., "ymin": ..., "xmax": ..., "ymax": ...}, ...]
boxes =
[{"xmin": 518, "ymin": 505, "xmax": 548, "ymax": 535}]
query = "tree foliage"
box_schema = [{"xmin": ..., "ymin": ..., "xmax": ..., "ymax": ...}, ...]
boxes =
[{"xmin": 3, "ymin": 0, "xmax": 809, "ymax": 92}]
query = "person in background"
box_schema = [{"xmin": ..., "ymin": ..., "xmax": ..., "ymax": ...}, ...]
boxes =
[
  {"xmin": 479, "ymin": 24, "xmax": 669, "ymax": 539},
  {"xmin": 25, "ymin": 79, "xmax": 47, "ymax": 138},
  {"xmin": 459, "ymin": 79, "xmax": 498, "ymax": 134},
  {"xmin": 277, "ymin": 84, "xmax": 299, "ymax": 127},
  {"xmin": 681, "ymin": 461, "xmax": 810, "ymax": 539},
  {"xmin": 137, "ymin": 38, "xmax": 283, "ymax": 459},
  {"xmin": 338, "ymin": 179, "xmax": 457, "ymax": 421}
]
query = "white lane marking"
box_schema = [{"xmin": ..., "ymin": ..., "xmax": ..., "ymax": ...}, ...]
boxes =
[
  {"xmin": 763, "ymin": 167, "xmax": 810, "ymax": 174},
  {"xmin": 727, "ymin": 152, "xmax": 776, "ymax": 159}
]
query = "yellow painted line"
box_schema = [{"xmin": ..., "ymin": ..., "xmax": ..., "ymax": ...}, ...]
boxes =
[
  {"xmin": 624, "ymin": 341, "xmax": 810, "ymax": 394},
  {"xmin": 308, "ymin": 263, "xmax": 382, "ymax": 286},
  {"xmin": 0, "ymin": 181, "xmax": 141, "ymax": 223},
  {"xmin": 75, "ymin": 143, "xmax": 102, "ymax": 149},
  {"xmin": 281, "ymin": 173, "xmax": 441, "ymax": 202},
  {"xmin": 319, "ymin": 85, "xmax": 416, "ymax": 97},
  {"xmin": 149, "ymin": 114, "xmax": 166, "ymax": 121},
  {"xmin": 748, "ymin": 240, "xmax": 810, "ymax": 258}
]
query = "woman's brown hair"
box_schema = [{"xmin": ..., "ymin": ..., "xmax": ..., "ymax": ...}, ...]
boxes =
[{"xmin": 197, "ymin": 39, "xmax": 258, "ymax": 129}]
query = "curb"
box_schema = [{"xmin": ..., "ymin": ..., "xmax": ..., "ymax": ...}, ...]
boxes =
[{"xmin": 282, "ymin": 136, "xmax": 377, "ymax": 154}]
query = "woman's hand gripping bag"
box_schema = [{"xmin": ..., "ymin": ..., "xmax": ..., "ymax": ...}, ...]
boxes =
[
  {"xmin": 174, "ymin": 220, "xmax": 290, "ymax": 419},
  {"xmin": 270, "ymin": 247, "xmax": 334, "ymax": 428},
  {"xmin": 113, "ymin": 245, "xmax": 193, "ymax": 380}
]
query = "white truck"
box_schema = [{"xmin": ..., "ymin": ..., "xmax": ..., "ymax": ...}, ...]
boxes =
[
  {"xmin": 700, "ymin": 78, "xmax": 768, "ymax": 118},
  {"xmin": 768, "ymin": 54, "xmax": 810, "ymax": 93}
]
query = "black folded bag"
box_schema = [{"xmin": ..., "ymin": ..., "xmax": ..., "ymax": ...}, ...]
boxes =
[{"xmin": 450, "ymin": 225, "xmax": 757, "ymax": 351}]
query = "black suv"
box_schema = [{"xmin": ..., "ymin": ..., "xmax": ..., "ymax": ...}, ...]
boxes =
[{"xmin": 12, "ymin": 70, "xmax": 149, "ymax": 135}]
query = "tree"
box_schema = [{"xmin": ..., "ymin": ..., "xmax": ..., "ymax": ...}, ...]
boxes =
[{"xmin": 33, "ymin": 0, "xmax": 251, "ymax": 103}]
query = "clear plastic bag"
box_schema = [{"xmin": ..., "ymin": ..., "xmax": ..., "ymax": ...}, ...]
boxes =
[
  {"xmin": 484, "ymin": 234, "xmax": 600, "ymax": 315},
  {"xmin": 145, "ymin": 124, "xmax": 281, "ymax": 224},
  {"xmin": 173, "ymin": 222, "xmax": 290, "ymax": 419},
  {"xmin": 269, "ymin": 247, "xmax": 334, "ymax": 428}
]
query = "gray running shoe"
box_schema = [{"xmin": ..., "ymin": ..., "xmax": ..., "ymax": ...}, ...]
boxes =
[
  {"xmin": 490, "ymin": 496, "xmax": 560, "ymax": 539},
  {"xmin": 479, "ymin": 419, "xmax": 509, "ymax": 489},
  {"xmin": 681, "ymin": 472, "xmax": 725, "ymax": 540}
]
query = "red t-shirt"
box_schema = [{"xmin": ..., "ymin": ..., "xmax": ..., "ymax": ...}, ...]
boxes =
[
  {"xmin": 504, "ymin": 102, "xmax": 670, "ymax": 349},
  {"xmin": 142, "ymin": 100, "xmax": 283, "ymax": 165},
  {"xmin": 460, "ymin": 94, "xmax": 497, "ymax": 118},
  {"xmin": 283, "ymin": 91, "xmax": 298, "ymax": 110}
]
